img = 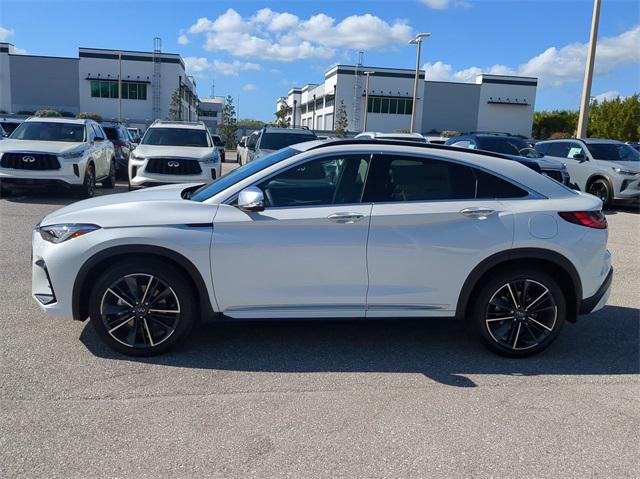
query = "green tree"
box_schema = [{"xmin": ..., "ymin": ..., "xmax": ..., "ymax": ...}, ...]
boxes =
[
  {"xmin": 34, "ymin": 109, "xmax": 62, "ymax": 118},
  {"xmin": 219, "ymin": 95, "xmax": 238, "ymax": 148},
  {"xmin": 532, "ymin": 110, "xmax": 578, "ymax": 139},
  {"xmin": 237, "ymin": 119, "xmax": 267, "ymax": 129},
  {"xmin": 275, "ymin": 103, "xmax": 292, "ymax": 128},
  {"xmin": 334, "ymin": 100, "xmax": 348, "ymax": 138},
  {"xmin": 168, "ymin": 88, "xmax": 182, "ymax": 120},
  {"xmin": 589, "ymin": 94, "xmax": 640, "ymax": 142},
  {"xmin": 77, "ymin": 112, "xmax": 103, "ymax": 122}
]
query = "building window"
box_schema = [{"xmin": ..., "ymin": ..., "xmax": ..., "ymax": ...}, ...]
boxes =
[
  {"xmin": 90, "ymin": 80, "xmax": 147, "ymax": 100},
  {"xmin": 366, "ymin": 96, "xmax": 412, "ymax": 115}
]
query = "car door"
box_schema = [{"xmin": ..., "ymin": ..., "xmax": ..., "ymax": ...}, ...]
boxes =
[
  {"xmin": 544, "ymin": 141, "xmax": 588, "ymax": 190},
  {"xmin": 210, "ymin": 153, "xmax": 373, "ymax": 318},
  {"xmin": 364, "ymin": 153, "xmax": 517, "ymax": 317}
]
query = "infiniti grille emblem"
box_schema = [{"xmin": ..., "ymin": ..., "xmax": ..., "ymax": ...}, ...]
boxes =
[
  {"xmin": 22, "ymin": 155, "xmax": 36, "ymax": 163},
  {"xmin": 167, "ymin": 161, "xmax": 180, "ymax": 167}
]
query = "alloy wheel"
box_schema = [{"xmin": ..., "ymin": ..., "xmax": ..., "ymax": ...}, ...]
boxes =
[
  {"xmin": 485, "ymin": 279, "xmax": 557, "ymax": 351},
  {"xmin": 99, "ymin": 273, "xmax": 181, "ymax": 349},
  {"xmin": 588, "ymin": 181, "xmax": 608, "ymax": 204}
]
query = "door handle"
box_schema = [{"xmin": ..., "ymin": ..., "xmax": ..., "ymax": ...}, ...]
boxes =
[
  {"xmin": 460, "ymin": 207, "xmax": 496, "ymax": 219},
  {"xmin": 327, "ymin": 212, "xmax": 365, "ymax": 224}
]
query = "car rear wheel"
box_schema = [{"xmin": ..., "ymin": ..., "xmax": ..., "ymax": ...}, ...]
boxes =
[
  {"xmin": 471, "ymin": 269, "xmax": 565, "ymax": 357},
  {"xmin": 88, "ymin": 259, "xmax": 197, "ymax": 356},
  {"xmin": 102, "ymin": 159, "xmax": 116, "ymax": 189},
  {"xmin": 588, "ymin": 178, "xmax": 611, "ymax": 207},
  {"xmin": 78, "ymin": 164, "xmax": 96, "ymax": 198}
]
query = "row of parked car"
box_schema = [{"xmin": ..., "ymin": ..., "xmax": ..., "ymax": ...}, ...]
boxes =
[{"xmin": 0, "ymin": 117, "xmax": 229, "ymax": 197}]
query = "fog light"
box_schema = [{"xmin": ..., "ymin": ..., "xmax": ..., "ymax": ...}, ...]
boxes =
[
  {"xmin": 211, "ymin": 169, "xmax": 216, "ymax": 179},
  {"xmin": 73, "ymin": 164, "xmax": 79, "ymax": 177}
]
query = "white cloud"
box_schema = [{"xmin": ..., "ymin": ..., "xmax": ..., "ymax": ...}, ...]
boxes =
[
  {"xmin": 243, "ymin": 83, "xmax": 257, "ymax": 92},
  {"xmin": 421, "ymin": 0, "xmax": 471, "ymax": 9},
  {"xmin": 593, "ymin": 90, "xmax": 621, "ymax": 102},
  {"xmin": 0, "ymin": 26, "xmax": 14, "ymax": 42},
  {"xmin": 184, "ymin": 57, "xmax": 262, "ymax": 77},
  {"xmin": 178, "ymin": 34, "xmax": 189, "ymax": 45},
  {"xmin": 185, "ymin": 9, "xmax": 413, "ymax": 62},
  {"xmin": 423, "ymin": 26, "xmax": 640, "ymax": 88},
  {"xmin": 270, "ymin": 68, "xmax": 281, "ymax": 74}
]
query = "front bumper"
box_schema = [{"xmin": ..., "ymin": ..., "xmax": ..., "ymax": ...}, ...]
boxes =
[
  {"xmin": 0, "ymin": 157, "xmax": 86, "ymax": 186},
  {"xmin": 614, "ymin": 176, "xmax": 640, "ymax": 199},
  {"xmin": 129, "ymin": 157, "xmax": 220, "ymax": 187},
  {"xmin": 579, "ymin": 267, "xmax": 613, "ymax": 315}
]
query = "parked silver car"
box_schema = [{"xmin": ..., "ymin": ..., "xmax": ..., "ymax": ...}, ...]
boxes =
[{"xmin": 535, "ymin": 138, "xmax": 640, "ymax": 206}]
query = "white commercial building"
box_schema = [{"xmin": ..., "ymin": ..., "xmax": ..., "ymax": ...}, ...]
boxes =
[
  {"xmin": 0, "ymin": 42, "xmax": 198, "ymax": 128},
  {"xmin": 277, "ymin": 64, "xmax": 538, "ymax": 137},
  {"xmin": 198, "ymin": 96, "xmax": 225, "ymax": 134}
]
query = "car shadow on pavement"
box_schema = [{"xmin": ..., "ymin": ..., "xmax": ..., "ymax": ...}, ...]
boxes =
[
  {"xmin": 2, "ymin": 183, "xmax": 129, "ymax": 205},
  {"xmin": 80, "ymin": 304, "xmax": 639, "ymax": 387}
]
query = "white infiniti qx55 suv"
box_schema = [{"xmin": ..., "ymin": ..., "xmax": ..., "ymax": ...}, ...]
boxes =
[{"xmin": 32, "ymin": 139, "xmax": 613, "ymax": 357}]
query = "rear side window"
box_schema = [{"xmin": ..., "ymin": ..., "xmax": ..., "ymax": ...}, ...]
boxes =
[{"xmin": 362, "ymin": 155, "xmax": 528, "ymax": 202}]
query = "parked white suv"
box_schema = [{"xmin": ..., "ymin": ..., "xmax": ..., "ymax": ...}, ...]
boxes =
[
  {"xmin": 32, "ymin": 139, "xmax": 612, "ymax": 357},
  {"xmin": 535, "ymin": 138, "xmax": 640, "ymax": 206},
  {"xmin": 0, "ymin": 117, "xmax": 115, "ymax": 197},
  {"xmin": 128, "ymin": 120, "xmax": 220, "ymax": 189}
]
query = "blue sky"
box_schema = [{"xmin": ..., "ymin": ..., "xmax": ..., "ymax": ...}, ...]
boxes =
[{"xmin": 1, "ymin": 0, "xmax": 638, "ymax": 121}]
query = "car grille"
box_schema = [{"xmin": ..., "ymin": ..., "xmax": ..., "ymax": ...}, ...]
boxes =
[
  {"xmin": 544, "ymin": 170, "xmax": 564, "ymax": 184},
  {"xmin": 0, "ymin": 152, "xmax": 61, "ymax": 170},
  {"xmin": 145, "ymin": 158, "xmax": 202, "ymax": 175}
]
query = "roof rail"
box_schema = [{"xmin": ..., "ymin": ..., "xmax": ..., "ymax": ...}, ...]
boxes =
[{"xmin": 306, "ymin": 138, "xmax": 518, "ymax": 162}]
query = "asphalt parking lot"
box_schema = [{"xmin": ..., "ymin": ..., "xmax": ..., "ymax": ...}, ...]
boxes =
[{"xmin": 1, "ymin": 163, "xmax": 638, "ymax": 478}]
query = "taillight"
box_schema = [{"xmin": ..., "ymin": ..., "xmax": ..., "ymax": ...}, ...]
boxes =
[{"xmin": 558, "ymin": 211, "xmax": 607, "ymax": 229}]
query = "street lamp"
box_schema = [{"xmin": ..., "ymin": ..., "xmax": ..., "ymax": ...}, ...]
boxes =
[
  {"xmin": 408, "ymin": 33, "xmax": 430, "ymax": 133},
  {"xmin": 362, "ymin": 71, "xmax": 374, "ymax": 132}
]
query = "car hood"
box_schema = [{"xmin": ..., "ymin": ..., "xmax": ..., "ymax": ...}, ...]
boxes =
[
  {"xmin": 133, "ymin": 145, "xmax": 217, "ymax": 160},
  {"xmin": 0, "ymin": 139, "xmax": 84, "ymax": 154},
  {"xmin": 604, "ymin": 160, "xmax": 640, "ymax": 172},
  {"xmin": 40, "ymin": 183, "xmax": 217, "ymax": 228},
  {"xmin": 534, "ymin": 156, "xmax": 566, "ymax": 170}
]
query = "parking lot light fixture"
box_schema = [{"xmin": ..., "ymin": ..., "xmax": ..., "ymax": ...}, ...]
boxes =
[
  {"xmin": 409, "ymin": 33, "xmax": 430, "ymax": 133},
  {"xmin": 363, "ymin": 71, "xmax": 374, "ymax": 132}
]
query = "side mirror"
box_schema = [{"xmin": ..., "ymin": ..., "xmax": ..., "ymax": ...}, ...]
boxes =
[
  {"xmin": 237, "ymin": 186, "xmax": 265, "ymax": 212},
  {"xmin": 573, "ymin": 153, "xmax": 587, "ymax": 162}
]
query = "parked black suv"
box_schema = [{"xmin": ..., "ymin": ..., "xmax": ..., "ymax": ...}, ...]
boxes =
[
  {"xmin": 445, "ymin": 133, "xmax": 571, "ymax": 185},
  {"xmin": 101, "ymin": 122, "xmax": 134, "ymax": 177}
]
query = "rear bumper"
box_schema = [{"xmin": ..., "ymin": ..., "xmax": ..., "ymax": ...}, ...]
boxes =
[{"xmin": 579, "ymin": 267, "xmax": 613, "ymax": 315}]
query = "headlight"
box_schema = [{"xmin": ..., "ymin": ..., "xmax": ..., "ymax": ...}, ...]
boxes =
[
  {"xmin": 38, "ymin": 223, "xmax": 100, "ymax": 244},
  {"xmin": 130, "ymin": 152, "xmax": 146, "ymax": 161},
  {"xmin": 59, "ymin": 150, "xmax": 85, "ymax": 160},
  {"xmin": 612, "ymin": 167, "xmax": 640, "ymax": 176}
]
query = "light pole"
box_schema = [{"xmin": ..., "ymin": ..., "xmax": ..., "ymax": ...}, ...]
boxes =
[
  {"xmin": 409, "ymin": 33, "xmax": 430, "ymax": 133},
  {"xmin": 118, "ymin": 52, "xmax": 122, "ymax": 122},
  {"xmin": 362, "ymin": 71, "xmax": 374, "ymax": 132},
  {"xmin": 577, "ymin": 0, "xmax": 601, "ymax": 138}
]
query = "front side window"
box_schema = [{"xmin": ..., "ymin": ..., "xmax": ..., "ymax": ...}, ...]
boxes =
[
  {"xmin": 362, "ymin": 155, "xmax": 528, "ymax": 202},
  {"xmin": 566, "ymin": 142, "xmax": 586, "ymax": 159},
  {"xmin": 10, "ymin": 122, "xmax": 85, "ymax": 142},
  {"xmin": 546, "ymin": 142, "xmax": 571, "ymax": 158},
  {"xmin": 586, "ymin": 143, "xmax": 640, "ymax": 162},
  {"xmin": 141, "ymin": 128, "xmax": 211, "ymax": 147},
  {"xmin": 258, "ymin": 154, "xmax": 371, "ymax": 208}
]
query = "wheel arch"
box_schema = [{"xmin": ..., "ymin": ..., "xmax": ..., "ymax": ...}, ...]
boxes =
[
  {"xmin": 72, "ymin": 245, "xmax": 216, "ymax": 322},
  {"xmin": 585, "ymin": 174, "xmax": 614, "ymax": 194},
  {"xmin": 456, "ymin": 248, "xmax": 582, "ymax": 323}
]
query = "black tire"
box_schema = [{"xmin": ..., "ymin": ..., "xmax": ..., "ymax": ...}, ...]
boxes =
[
  {"xmin": 88, "ymin": 258, "xmax": 197, "ymax": 356},
  {"xmin": 587, "ymin": 178, "xmax": 612, "ymax": 208},
  {"xmin": 470, "ymin": 268, "xmax": 565, "ymax": 358},
  {"xmin": 78, "ymin": 163, "xmax": 96, "ymax": 198},
  {"xmin": 102, "ymin": 159, "xmax": 116, "ymax": 189}
]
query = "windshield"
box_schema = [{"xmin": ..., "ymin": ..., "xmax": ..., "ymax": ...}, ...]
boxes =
[
  {"xmin": 10, "ymin": 122, "xmax": 85, "ymax": 142},
  {"xmin": 190, "ymin": 147, "xmax": 299, "ymax": 202},
  {"xmin": 477, "ymin": 137, "xmax": 529, "ymax": 155},
  {"xmin": 587, "ymin": 143, "xmax": 640, "ymax": 162},
  {"xmin": 142, "ymin": 128, "xmax": 211, "ymax": 147},
  {"xmin": 260, "ymin": 132, "xmax": 317, "ymax": 150}
]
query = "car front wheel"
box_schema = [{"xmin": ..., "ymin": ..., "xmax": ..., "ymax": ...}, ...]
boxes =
[
  {"xmin": 88, "ymin": 259, "xmax": 197, "ymax": 356},
  {"xmin": 471, "ymin": 269, "xmax": 565, "ymax": 357},
  {"xmin": 588, "ymin": 178, "xmax": 612, "ymax": 208},
  {"xmin": 102, "ymin": 159, "xmax": 116, "ymax": 189},
  {"xmin": 78, "ymin": 164, "xmax": 96, "ymax": 198}
]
